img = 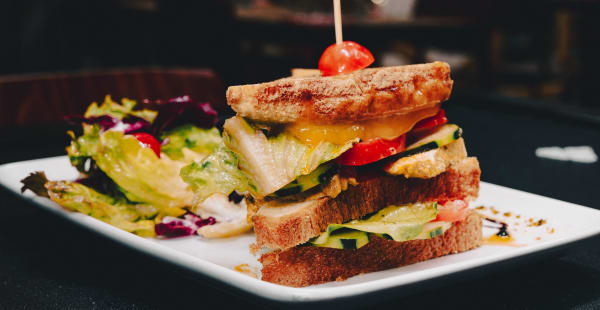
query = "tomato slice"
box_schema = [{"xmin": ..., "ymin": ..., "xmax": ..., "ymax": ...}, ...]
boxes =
[
  {"xmin": 413, "ymin": 109, "xmax": 448, "ymax": 130},
  {"xmin": 131, "ymin": 132, "xmax": 161, "ymax": 158},
  {"xmin": 337, "ymin": 135, "xmax": 405, "ymax": 166},
  {"xmin": 318, "ymin": 41, "xmax": 375, "ymax": 76},
  {"xmin": 434, "ymin": 200, "xmax": 469, "ymax": 222}
]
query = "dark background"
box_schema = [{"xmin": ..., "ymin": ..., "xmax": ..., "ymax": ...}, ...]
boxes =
[
  {"xmin": 1, "ymin": 0, "xmax": 600, "ymax": 115},
  {"xmin": 1, "ymin": 0, "xmax": 600, "ymax": 309}
]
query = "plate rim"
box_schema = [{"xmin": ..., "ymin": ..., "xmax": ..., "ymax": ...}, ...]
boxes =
[{"xmin": 2, "ymin": 156, "xmax": 600, "ymax": 302}]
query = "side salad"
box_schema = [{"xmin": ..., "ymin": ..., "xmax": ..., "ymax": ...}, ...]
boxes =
[{"xmin": 22, "ymin": 95, "xmax": 251, "ymax": 238}]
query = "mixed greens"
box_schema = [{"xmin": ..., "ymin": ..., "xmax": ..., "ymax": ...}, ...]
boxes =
[{"xmin": 22, "ymin": 95, "xmax": 223, "ymax": 237}]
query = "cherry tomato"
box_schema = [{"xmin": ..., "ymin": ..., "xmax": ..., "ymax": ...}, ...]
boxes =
[
  {"xmin": 131, "ymin": 132, "xmax": 161, "ymax": 158},
  {"xmin": 434, "ymin": 200, "xmax": 469, "ymax": 222},
  {"xmin": 337, "ymin": 135, "xmax": 405, "ymax": 166},
  {"xmin": 318, "ymin": 41, "xmax": 375, "ymax": 76},
  {"xmin": 413, "ymin": 109, "xmax": 448, "ymax": 130}
]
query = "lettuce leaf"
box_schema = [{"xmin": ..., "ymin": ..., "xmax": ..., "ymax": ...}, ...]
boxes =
[
  {"xmin": 84, "ymin": 95, "xmax": 156, "ymax": 123},
  {"xmin": 160, "ymin": 124, "xmax": 222, "ymax": 160},
  {"xmin": 66, "ymin": 124, "xmax": 102, "ymax": 172},
  {"xmin": 221, "ymin": 116, "xmax": 357, "ymax": 196},
  {"xmin": 22, "ymin": 172, "xmax": 156, "ymax": 237},
  {"xmin": 180, "ymin": 144, "xmax": 257, "ymax": 203},
  {"xmin": 93, "ymin": 131, "xmax": 194, "ymax": 209},
  {"xmin": 311, "ymin": 202, "xmax": 439, "ymax": 245},
  {"xmin": 180, "ymin": 117, "xmax": 357, "ymax": 203}
]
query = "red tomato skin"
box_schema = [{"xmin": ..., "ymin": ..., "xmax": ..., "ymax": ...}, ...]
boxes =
[
  {"xmin": 337, "ymin": 135, "xmax": 405, "ymax": 166},
  {"xmin": 434, "ymin": 200, "xmax": 469, "ymax": 222},
  {"xmin": 131, "ymin": 132, "xmax": 161, "ymax": 158},
  {"xmin": 319, "ymin": 41, "xmax": 375, "ymax": 76},
  {"xmin": 413, "ymin": 109, "xmax": 448, "ymax": 130}
]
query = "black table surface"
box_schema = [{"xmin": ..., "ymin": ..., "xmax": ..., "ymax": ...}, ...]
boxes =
[{"xmin": 1, "ymin": 94, "xmax": 600, "ymax": 310}]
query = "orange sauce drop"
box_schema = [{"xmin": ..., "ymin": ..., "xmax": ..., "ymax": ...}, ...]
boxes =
[
  {"xmin": 484, "ymin": 234, "xmax": 525, "ymax": 247},
  {"xmin": 234, "ymin": 264, "xmax": 257, "ymax": 278}
]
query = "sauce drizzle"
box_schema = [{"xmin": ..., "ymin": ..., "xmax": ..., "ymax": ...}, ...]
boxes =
[{"xmin": 483, "ymin": 217, "xmax": 522, "ymax": 246}]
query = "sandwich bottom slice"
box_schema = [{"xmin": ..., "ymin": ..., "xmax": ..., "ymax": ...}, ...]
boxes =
[
  {"xmin": 253, "ymin": 157, "xmax": 482, "ymax": 287},
  {"xmin": 260, "ymin": 211, "xmax": 482, "ymax": 287}
]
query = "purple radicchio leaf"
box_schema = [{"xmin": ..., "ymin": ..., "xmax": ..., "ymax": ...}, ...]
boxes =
[
  {"xmin": 64, "ymin": 114, "xmax": 151, "ymax": 134},
  {"xmin": 151, "ymin": 95, "xmax": 218, "ymax": 136},
  {"xmin": 74, "ymin": 160, "xmax": 129, "ymax": 200},
  {"xmin": 65, "ymin": 115, "xmax": 118, "ymax": 131},
  {"xmin": 155, "ymin": 212, "xmax": 216, "ymax": 238},
  {"xmin": 120, "ymin": 116, "xmax": 152, "ymax": 134}
]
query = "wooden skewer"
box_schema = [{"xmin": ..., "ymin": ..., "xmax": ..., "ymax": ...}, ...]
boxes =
[{"xmin": 333, "ymin": 0, "xmax": 343, "ymax": 44}]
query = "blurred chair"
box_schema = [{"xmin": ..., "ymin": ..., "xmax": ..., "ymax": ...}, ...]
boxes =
[{"xmin": 0, "ymin": 68, "xmax": 227, "ymax": 127}]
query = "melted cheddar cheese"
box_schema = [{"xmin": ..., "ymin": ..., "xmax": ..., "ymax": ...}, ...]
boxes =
[{"xmin": 286, "ymin": 105, "xmax": 440, "ymax": 146}]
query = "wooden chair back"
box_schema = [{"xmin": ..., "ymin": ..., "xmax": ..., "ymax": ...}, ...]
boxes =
[{"xmin": 0, "ymin": 68, "xmax": 227, "ymax": 127}]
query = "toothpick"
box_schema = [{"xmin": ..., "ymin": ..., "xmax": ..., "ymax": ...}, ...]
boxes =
[{"xmin": 333, "ymin": 0, "xmax": 343, "ymax": 44}]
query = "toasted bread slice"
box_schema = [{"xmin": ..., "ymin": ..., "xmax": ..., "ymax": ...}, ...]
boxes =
[
  {"xmin": 290, "ymin": 68, "xmax": 320, "ymax": 78},
  {"xmin": 227, "ymin": 62, "xmax": 453, "ymax": 124},
  {"xmin": 260, "ymin": 210, "xmax": 482, "ymax": 287},
  {"xmin": 253, "ymin": 157, "xmax": 480, "ymax": 251}
]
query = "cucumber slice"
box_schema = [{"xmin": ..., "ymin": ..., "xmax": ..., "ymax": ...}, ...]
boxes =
[
  {"xmin": 311, "ymin": 229, "xmax": 370, "ymax": 250},
  {"xmin": 271, "ymin": 163, "xmax": 337, "ymax": 197},
  {"xmin": 309, "ymin": 202, "xmax": 441, "ymax": 250},
  {"xmin": 414, "ymin": 222, "xmax": 452, "ymax": 239},
  {"xmin": 396, "ymin": 124, "xmax": 462, "ymax": 158}
]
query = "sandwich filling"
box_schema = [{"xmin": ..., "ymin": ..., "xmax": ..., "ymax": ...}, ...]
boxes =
[
  {"xmin": 181, "ymin": 108, "xmax": 469, "ymax": 246},
  {"xmin": 182, "ymin": 109, "xmax": 460, "ymax": 202},
  {"xmin": 311, "ymin": 202, "xmax": 444, "ymax": 249}
]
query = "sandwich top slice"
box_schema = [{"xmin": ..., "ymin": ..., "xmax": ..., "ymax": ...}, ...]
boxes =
[
  {"xmin": 227, "ymin": 61, "xmax": 453, "ymax": 123},
  {"xmin": 181, "ymin": 61, "xmax": 482, "ymax": 287}
]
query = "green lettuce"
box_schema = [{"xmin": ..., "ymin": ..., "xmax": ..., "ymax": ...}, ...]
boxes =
[
  {"xmin": 160, "ymin": 124, "xmax": 222, "ymax": 160},
  {"xmin": 66, "ymin": 124, "xmax": 101, "ymax": 171},
  {"xmin": 22, "ymin": 172, "xmax": 156, "ymax": 237},
  {"xmin": 93, "ymin": 131, "xmax": 195, "ymax": 209},
  {"xmin": 311, "ymin": 202, "xmax": 439, "ymax": 245},
  {"xmin": 84, "ymin": 95, "xmax": 156, "ymax": 122},
  {"xmin": 180, "ymin": 116, "xmax": 357, "ymax": 202},
  {"xmin": 223, "ymin": 116, "xmax": 355, "ymax": 196},
  {"xmin": 180, "ymin": 144, "xmax": 257, "ymax": 203}
]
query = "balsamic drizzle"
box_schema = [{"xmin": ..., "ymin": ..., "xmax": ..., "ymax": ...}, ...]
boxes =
[{"xmin": 484, "ymin": 217, "xmax": 510, "ymax": 237}]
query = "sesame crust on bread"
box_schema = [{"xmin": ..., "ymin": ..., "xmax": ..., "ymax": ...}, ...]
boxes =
[
  {"xmin": 260, "ymin": 211, "xmax": 482, "ymax": 287},
  {"xmin": 226, "ymin": 62, "xmax": 453, "ymax": 124},
  {"xmin": 253, "ymin": 157, "xmax": 480, "ymax": 251}
]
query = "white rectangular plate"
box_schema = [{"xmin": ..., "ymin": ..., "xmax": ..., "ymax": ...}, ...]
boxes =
[{"xmin": 2, "ymin": 156, "xmax": 600, "ymax": 302}]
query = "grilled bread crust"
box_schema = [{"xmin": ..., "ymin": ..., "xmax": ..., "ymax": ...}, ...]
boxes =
[
  {"xmin": 260, "ymin": 211, "xmax": 482, "ymax": 287},
  {"xmin": 227, "ymin": 62, "xmax": 453, "ymax": 124},
  {"xmin": 253, "ymin": 157, "xmax": 480, "ymax": 251}
]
